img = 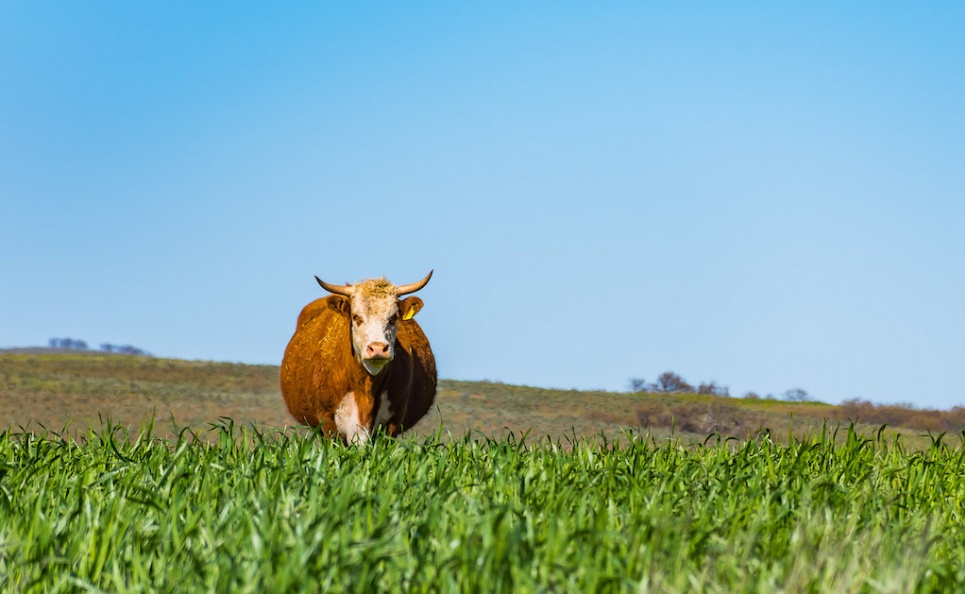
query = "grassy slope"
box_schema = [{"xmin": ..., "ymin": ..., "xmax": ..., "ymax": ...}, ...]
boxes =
[{"xmin": 0, "ymin": 352, "xmax": 948, "ymax": 448}]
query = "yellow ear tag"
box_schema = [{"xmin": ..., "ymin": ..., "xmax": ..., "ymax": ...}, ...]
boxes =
[{"xmin": 402, "ymin": 308, "xmax": 416, "ymax": 321}]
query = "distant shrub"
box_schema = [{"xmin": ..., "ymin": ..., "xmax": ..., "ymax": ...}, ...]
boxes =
[
  {"xmin": 832, "ymin": 398, "xmax": 965, "ymax": 433},
  {"xmin": 784, "ymin": 388, "xmax": 810, "ymax": 402},
  {"xmin": 743, "ymin": 391, "xmax": 760, "ymax": 400},
  {"xmin": 671, "ymin": 402, "xmax": 710, "ymax": 433},
  {"xmin": 49, "ymin": 338, "xmax": 88, "ymax": 350},
  {"xmin": 697, "ymin": 382, "xmax": 730, "ymax": 397},
  {"xmin": 636, "ymin": 400, "xmax": 767, "ymax": 438},
  {"xmin": 636, "ymin": 401, "xmax": 672, "ymax": 427},
  {"xmin": 100, "ymin": 344, "xmax": 151, "ymax": 356}
]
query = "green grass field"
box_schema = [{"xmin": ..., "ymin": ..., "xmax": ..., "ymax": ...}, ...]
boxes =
[
  {"xmin": 3, "ymin": 352, "xmax": 965, "ymax": 591},
  {"xmin": 3, "ymin": 421, "xmax": 965, "ymax": 592}
]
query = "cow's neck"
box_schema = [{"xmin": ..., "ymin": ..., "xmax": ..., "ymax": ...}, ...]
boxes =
[{"xmin": 344, "ymin": 360, "xmax": 392, "ymax": 431}]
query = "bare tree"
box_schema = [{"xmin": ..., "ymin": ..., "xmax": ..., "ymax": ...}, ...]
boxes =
[
  {"xmin": 784, "ymin": 388, "xmax": 809, "ymax": 402},
  {"xmin": 657, "ymin": 371, "xmax": 694, "ymax": 393},
  {"xmin": 629, "ymin": 378, "xmax": 649, "ymax": 393}
]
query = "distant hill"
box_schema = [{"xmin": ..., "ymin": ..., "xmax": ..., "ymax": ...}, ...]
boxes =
[{"xmin": 0, "ymin": 352, "xmax": 959, "ymax": 447}]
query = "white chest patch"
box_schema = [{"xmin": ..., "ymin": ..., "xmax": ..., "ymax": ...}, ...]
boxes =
[
  {"xmin": 375, "ymin": 391, "xmax": 393, "ymax": 427},
  {"xmin": 334, "ymin": 392, "xmax": 369, "ymax": 445}
]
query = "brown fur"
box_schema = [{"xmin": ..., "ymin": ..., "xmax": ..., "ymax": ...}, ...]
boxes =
[{"xmin": 280, "ymin": 294, "xmax": 437, "ymax": 441}]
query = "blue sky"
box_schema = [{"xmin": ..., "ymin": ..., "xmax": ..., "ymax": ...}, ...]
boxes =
[{"xmin": 2, "ymin": 3, "xmax": 963, "ymax": 408}]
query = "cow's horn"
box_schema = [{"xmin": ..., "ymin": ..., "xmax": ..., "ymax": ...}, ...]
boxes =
[
  {"xmin": 396, "ymin": 270, "xmax": 433, "ymax": 296},
  {"xmin": 315, "ymin": 276, "xmax": 354, "ymax": 296}
]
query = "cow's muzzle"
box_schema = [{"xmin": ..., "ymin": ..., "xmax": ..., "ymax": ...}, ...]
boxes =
[
  {"xmin": 361, "ymin": 342, "xmax": 393, "ymax": 375},
  {"xmin": 365, "ymin": 342, "xmax": 391, "ymax": 359}
]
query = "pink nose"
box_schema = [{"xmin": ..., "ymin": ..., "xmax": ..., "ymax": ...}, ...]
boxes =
[{"xmin": 365, "ymin": 342, "xmax": 390, "ymax": 359}]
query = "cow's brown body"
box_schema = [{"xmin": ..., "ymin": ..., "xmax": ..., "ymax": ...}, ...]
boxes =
[{"xmin": 280, "ymin": 279, "xmax": 436, "ymax": 443}]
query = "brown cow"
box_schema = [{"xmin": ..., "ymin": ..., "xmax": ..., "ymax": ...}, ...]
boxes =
[{"xmin": 280, "ymin": 271, "xmax": 436, "ymax": 444}]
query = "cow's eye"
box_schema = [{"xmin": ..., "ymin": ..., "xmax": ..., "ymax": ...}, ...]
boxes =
[
  {"xmin": 352, "ymin": 314, "xmax": 363, "ymax": 326},
  {"xmin": 388, "ymin": 314, "xmax": 398, "ymax": 325}
]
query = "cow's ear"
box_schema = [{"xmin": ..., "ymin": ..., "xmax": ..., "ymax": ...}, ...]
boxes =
[
  {"xmin": 399, "ymin": 296, "xmax": 424, "ymax": 320},
  {"xmin": 326, "ymin": 295, "xmax": 350, "ymax": 316}
]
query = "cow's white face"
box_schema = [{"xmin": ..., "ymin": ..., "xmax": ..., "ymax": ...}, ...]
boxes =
[{"xmin": 348, "ymin": 291, "xmax": 400, "ymax": 375}]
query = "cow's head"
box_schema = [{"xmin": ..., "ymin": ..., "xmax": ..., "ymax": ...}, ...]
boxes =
[{"xmin": 316, "ymin": 271, "xmax": 432, "ymax": 375}]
